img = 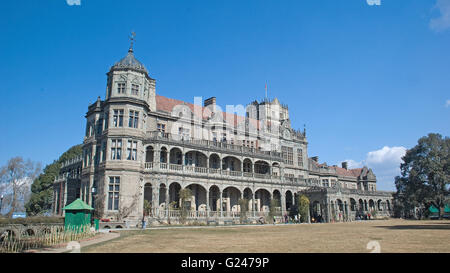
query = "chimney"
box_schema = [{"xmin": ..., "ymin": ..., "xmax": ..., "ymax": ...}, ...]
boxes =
[
  {"xmin": 204, "ymin": 97, "xmax": 216, "ymax": 107},
  {"xmin": 311, "ymin": 156, "xmax": 319, "ymax": 162},
  {"xmin": 342, "ymin": 162, "xmax": 348, "ymax": 170}
]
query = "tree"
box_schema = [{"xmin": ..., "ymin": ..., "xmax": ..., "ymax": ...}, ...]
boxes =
[
  {"xmin": 178, "ymin": 188, "xmax": 192, "ymax": 223},
  {"xmin": 0, "ymin": 157, "xmax": 41, "ymax": 218},
  {"xmin": 394, "ymin": 133, "xmax": 450, "ymax": 219},
  {"xmin": 25, "ymin": 144, "xmax": 82, "ymax": 216},
  {"xmin": 238, "ymin": 198, "xmax": 249, "ymax": 223},
  {"xmin": 297, "ymin": 194, "xmax": 310, "ymax": 223},
  {"xmin": 143, "ymin": 200, "xmax": 152, "ymax": 217}
]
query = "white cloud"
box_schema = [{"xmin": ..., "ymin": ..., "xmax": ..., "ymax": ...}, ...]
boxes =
[
  {"xmin": 343, "ymin": 146, "xmax": 407, "ymax": 191},
  {"xmin": 66, "ymin": 0, "xmax": 81, "ymax": 6},
  {"xmin": 430, "ymin": 0, "xmax": 450, "ymax": 32},
  {"xmin": 446, "ymin": 99, "xmax": 450, "ymax": 107},
  {"xmin": 343, "ymin": 159, "xmax": 363, "ymax": 169}
]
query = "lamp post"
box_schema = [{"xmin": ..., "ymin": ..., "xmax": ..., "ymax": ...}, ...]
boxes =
[{"xmin": 0, "ymin": 195, "xmax": 4, "ymax": 215}]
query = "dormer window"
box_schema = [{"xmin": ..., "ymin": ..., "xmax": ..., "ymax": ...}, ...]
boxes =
[
  {"xmin": 117, "ymin": 82, "xmax": 126, "ymax": 94},
  {"xmin": 131, "ymin": 84, "xmax": 139, "ymax": 96}
]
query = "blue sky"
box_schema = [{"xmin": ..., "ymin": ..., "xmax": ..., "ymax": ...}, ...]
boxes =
[{"xmin": 0, "ymin": 0, "xmax": 449, "ymax": 191}]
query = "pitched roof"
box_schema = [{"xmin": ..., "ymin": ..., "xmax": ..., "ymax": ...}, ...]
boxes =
[
  {"xmin": 155, "ymin": 95, "xmax": 261, "ymax": 129},
  {"xmin": 63, "ymin": 199, "xmax": 94, "ymax": 211}
]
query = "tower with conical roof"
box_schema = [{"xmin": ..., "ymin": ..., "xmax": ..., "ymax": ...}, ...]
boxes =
[
  {"xmin": 81, "ymin": 33, "xmax": 154, "ymax": 222},
  {"xmin": 105, "ymin": 33, "xmax": 156, "ymax": 111}
]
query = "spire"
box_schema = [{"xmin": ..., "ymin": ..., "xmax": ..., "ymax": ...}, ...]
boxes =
[{"xmin": 129, "ymin": 31, "xmax": 136, "ymax": 53}]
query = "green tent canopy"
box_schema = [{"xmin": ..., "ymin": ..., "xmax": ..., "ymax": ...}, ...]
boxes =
[
  {"xmin": 63, "ymin": 198, "xmax": 94, "ymax": 211},
  {"xmin": 428, "ymin": 204, "xmax": 450, "ymax": 213},
  {"xmin": 63, "ymin": 199, "xmax": 93, "ymax": 231}
]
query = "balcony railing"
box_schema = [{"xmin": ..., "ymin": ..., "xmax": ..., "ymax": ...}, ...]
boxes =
[
  {"xmin": 148, "ymin": 208, "xmax": 271, "ymax": 219},
  {"xmin": 146, "ymin": 131, "xmax": 283, "ymax": 160},
  {"xmin": 144, "ymin": 162, "xmax": 285, "ymax": 183}
]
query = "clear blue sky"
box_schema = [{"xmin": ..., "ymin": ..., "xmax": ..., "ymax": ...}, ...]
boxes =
[{"xmin": 1, "ymin": 0, "xmax": 449, "ymax": 191}]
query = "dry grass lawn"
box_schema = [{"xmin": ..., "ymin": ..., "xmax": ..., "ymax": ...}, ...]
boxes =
[{"xmin": 83, "ymin": 219, "xmax": 450, "ymax": 253}]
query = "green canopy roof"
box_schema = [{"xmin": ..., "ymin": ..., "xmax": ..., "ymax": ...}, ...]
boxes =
[
  {"xmin": 63, "ymin": 198, "xmax": 94, "ymax": 211},
  {"xmin": 428, "ymin": 204, "xmax": 450, "ymax": 213}
]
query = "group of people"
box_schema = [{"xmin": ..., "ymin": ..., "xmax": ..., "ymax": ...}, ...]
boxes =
[{"xmin": 355, "ymin": 212, "xmax": 372, "ymax": 221}]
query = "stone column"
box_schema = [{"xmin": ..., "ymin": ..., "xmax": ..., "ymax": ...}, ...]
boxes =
[
  {"xmin": 219, "ymin": 190, "xmax": 223, "ymax": 217},
  {"xmin": 252, "ymin": 193, "xmax": 256, "ymax": 217},
  {"xmin": 206, "ymin": 189, "xmax": 210, "ymax": 218},
  {"xmin": 165, "ymin": 185, "xmax": 169, "ymax": 217},
  {"xmin": 155, "ymin": 186, "xmax": 160, "ymax": 217}
]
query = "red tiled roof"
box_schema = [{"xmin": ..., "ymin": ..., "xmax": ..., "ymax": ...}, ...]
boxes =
[
  {"xmin": 329, "ymin": 166, "xmax": 363, "ymax": 178},
  {"xmin": 155, "ymin": 95, "xmax": 260, "ymax": 129}
]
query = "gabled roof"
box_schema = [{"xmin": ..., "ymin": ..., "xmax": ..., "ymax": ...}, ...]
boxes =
[{"xmin": 63, "ymin": 199, "xmax": 94, "ymax": 211}]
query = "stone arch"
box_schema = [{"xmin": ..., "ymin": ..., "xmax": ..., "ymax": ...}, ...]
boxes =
[
  {"xmin": 255, "ymin": 188, "xmax": 271, "ymax": 212},
  {"xmin": 222, "ymin": 186, "xmax": 242, "ymax": 213},
  {"xmin": 377, "ymin": 199, "xmax": 383, "ymax": 211},
  {"xmin": 169, "ymin": 182, "xmax": 182, "ymax": 208},
  {"xmin": 185, "ymin": 183, "xmax": 207, "ymax": 211},
  {"xmin": 209, "ymin": 153, "xmax": 221, "ymax": 169},
  {"xmin": 364, "ymin": 200, "xmax": 368, "ymax": 211},
  {"xmin": 144, "ymin": 183, "xmax": 153, "ymax": 209},
  {"xmin": 359, "ymin": 199, "xmax": 364, "ymax": 212},
  {"xmin": 169, "ymin": 147, "xmax": 183, "ymax": 165},
  {"xmin": 145, "ymin": 145, "xmax": 154, "ymax": 162},
  {"xmin": 350, "ymin": 198, "xmax": 357, "ymax": 211},
  {"xmin": 254, "ymin": 160, "xmax": 270, "ymax": 174},
  {"xmin": 286, "ymin": 190, "xmax": 293, "ymax": 211},
  {"xmin": 336, "ymin": 199, "xmax": 344, "ymax": 212},
  {"xmin": 243, "ymin": 158, "xmax": 253, "ymax": 173},
  {"xmin": 311, "ymin": 200, "xmax": 321, "ymax": 219},
  {"xmin": 158, "ymin": 183, "xmax": 167, "ymax": 209},
  {"xmin": 160, "ymin": 147, "xmax": 168, "ymax": 163},
  {"xmin": 184, "ymin": 151, "xmax": 207, "ymax": 167},
  {"xmin": 273, "ymin": 189, "xmax": 281, "ymax": 207},
  {"xmin": 369, "ymin": 199, "xmax": 375, "ymax": 211},
  {"xmin": 209, "ymin": 185, "xmax": 221, "ymax": 211},
  {"xmin": 222, "ymin": 156, "xmax": 241, "ymax": 171},
  {"xmin": 386, "ymin": 200, "xmax": 391, "ymax": 211}
]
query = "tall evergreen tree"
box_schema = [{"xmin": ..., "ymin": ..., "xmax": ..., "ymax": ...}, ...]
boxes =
[
  {"xmin": 394, "ymin": 133, "xmax": 449, "ymax": 219},
  {"xmin": 25, "ymin": 144, "xmax": 82, "ymax": 216}
]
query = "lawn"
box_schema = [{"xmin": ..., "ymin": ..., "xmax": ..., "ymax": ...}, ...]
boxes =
[{"xmin": 82, "ymin": 219, "xmax": 450, "ymax": 253}]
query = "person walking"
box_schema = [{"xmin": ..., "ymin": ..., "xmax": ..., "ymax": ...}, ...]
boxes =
[{"xmin": 141, "ymin": 215, "xmax": 147, "ymax": 229}]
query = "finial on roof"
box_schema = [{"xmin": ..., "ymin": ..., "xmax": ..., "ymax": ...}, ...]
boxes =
[
  {"xmin": 303, "ymin": 124, "xmax": 306, "ymax": 136},
  {"xmin": 129, "ymin": 31, "xmax": 136, "ymax": 53}
]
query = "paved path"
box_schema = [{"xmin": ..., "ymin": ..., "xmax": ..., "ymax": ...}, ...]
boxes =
[{"xmin": 26, "ymin": 231, "xmax": 120, "ymax": 253}]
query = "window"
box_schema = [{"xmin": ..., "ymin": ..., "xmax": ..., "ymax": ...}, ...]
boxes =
[
  {"xmin": 282, "ymin": 146, "xmax": 293, "ymax": 165},
  {"xmin": 157, "ymin": 123, "xmax": 166, "ymax": 133},
  {"xmin": 131, "ymin": 84, "xmax": 139, "ymax": 96},
  {"xmin": 127, "ymin": 140, "xmax": 138, "ymax": 160},
  {"xmin": 101, "ymin": 141, "xmax": 106, "ymax": 162},
  {"xmin": 113, "ymin": 109, "xmax": 124, "ymax": 127},
  {"xmin": 104, "ymin": 112, "xmax": 109, "ymax": 130},
  {"xmin": 97, "ymin": 118, "xmax": 103, "ymax": 135},
  {"xmin": 117, "ymin": 82, "xmax": 126, "ymax": 94},
  {"xmin": 108, "ymin": 177, "xmax": 120, "ymax": 210},
  {"xmin": 111, "ymin": 139, "xmax": 122, "ymax": 160},
  {"xmin": 94, "ymin": 145, "xmax": 101, "ymax": 166},
  {"xmin": 129, "ymin": 110, "xmax": 139, "ymax": 128},
  {"xmin": 297, "ymin": 149, "xmax": 303, "ymax": 167}
]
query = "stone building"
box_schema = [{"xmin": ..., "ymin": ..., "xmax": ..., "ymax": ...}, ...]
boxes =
[{"xmin": 53, "ymin": 41, "xmax": 393, "ymax": 225}]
